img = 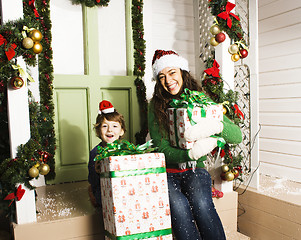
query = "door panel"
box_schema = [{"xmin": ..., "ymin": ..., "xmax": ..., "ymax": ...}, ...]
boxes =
[
  {"xmin": 53, "ymin": 88, "xmax": 90, "ymax": 182},
  {"xmin": 49, "ymin": 0, "xmax": 140, "ymax": 184}
]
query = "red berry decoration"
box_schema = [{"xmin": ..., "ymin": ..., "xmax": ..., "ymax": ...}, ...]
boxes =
[
  {"xmin": 215, "ymin": 32, "xmax": 226, "ymax": 43},
  {"xmin": 239, "ymin": 49, "xmax": 248, "ymax": 58}
]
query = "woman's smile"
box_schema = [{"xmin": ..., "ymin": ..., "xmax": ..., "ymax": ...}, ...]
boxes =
[{"xmin": 158, "ymin": 67, "xmax": 183, "ymax": 95}]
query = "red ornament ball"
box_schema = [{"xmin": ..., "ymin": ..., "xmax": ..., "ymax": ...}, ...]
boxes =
[
  {"xmin": 239, "ymin": 49, "xmax": 248, "ymax": 58},
  {"xmin": 217, "ymin": 191, "xmax": 224, "ymax": 198},
  {"xmin": 215, "ymin": 32, "xmax": 226, "ymax": 43}
]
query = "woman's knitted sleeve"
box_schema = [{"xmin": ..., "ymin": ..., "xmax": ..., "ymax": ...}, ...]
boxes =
[
  {"xmin": 148, "ymin": 103, "xmax": 191, "ymax": 164},
  {"xmin": 220, "ymin": 115, "xmax": 242, "ymax": 144}
]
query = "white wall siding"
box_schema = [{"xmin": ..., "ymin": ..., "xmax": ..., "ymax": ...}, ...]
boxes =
[
  {"xmin": 144, "ymin": 0, "xmax": 196, "ymax": 100},
  {"xmin": 258, "ymin": 0, "xmax": 301, "ymax": 182}
]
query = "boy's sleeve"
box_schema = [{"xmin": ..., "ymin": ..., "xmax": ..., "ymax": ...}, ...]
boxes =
[{"xmin": 88, "ymin": 146, "xmax": 101, "ymax": 206}]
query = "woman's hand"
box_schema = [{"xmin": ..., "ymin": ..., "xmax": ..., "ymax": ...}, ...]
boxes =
[
  {"xmin": 188, "ymin": 137, "xmax": 218, "ymax": 160},
  {"xmin": 184, "ymin": 118, "xmax": 223, "ymax": 141}
]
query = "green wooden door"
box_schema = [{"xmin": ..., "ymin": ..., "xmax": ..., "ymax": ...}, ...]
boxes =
[{"xmin": 49, "ymin": 1, "xmax": 140, "ymax": 184}]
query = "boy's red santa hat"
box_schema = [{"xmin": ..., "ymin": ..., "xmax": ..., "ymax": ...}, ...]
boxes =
[
  {"xmin": 98, "ymin": 100, "xmax": 115, "ymax": 115},
  {"xmin": 152, "ymin": 49, "xmax": 189, "ymax": 78}
]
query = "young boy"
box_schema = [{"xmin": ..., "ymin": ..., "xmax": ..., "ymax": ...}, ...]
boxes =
[{"xmin": 88, "ymin": 100, "xmax": 126, "ymax": 207}]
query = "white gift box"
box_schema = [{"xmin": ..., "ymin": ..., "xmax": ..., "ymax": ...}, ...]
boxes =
[
  {"xmin": 167, "ymin": 104, "xmax": 223, "ymax": 149},
  {"xmin": 99, "ymin": 152, "xmax": 173, "ymax": 240}
]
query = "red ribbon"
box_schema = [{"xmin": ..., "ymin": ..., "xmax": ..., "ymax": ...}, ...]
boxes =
[
  {"xmin": 0, "ymin": 34, "xmax": 17, "ymax": 61},
  {"xmin": 217, "ymin": 2, "xmax": 240, "ymax": 29},
  {"xmin": 233, "ymin": 104, "xmax": 244, "ymax": 119},
  {"xmin": 4, "ymin": 185, "xmax": 26, "ymax": 206},
  {"xmin": 96, "ymin": 0, "xmax": 101, "ymax": 3},
  {"xmin": 29, "ymin": 0, "xmax": 40, "ymax": 18},
  {"xmin": 204, "ymin": 60, "xmax": 220, "ymax": 78},
  {"xmin": 211, "ymin": 148, "xmax": 225, "ymax": 158}
]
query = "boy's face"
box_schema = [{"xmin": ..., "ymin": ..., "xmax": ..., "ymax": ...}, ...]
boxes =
[{"xmin": 100, "ymin": 118, "xmax": 124, "ymax": 144}]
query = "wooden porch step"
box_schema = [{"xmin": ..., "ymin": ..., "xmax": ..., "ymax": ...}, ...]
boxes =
[
  {"xmin": 13, "ymin": 181, "xmax": 105, "ymax": 240},
  {"xmin": 12, "ymin": 181, "xmax": 250, "ymax": 240},
  {"xmin": 224, "ymin": 228, "xmax": 251, "ymax": 240}
]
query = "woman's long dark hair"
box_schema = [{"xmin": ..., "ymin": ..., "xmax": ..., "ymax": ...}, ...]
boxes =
[{"xmin": 151, "ymin": 70, "xmax": 204, "ymax": 133}]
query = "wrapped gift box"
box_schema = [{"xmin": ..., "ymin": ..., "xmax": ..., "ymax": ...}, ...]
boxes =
[
  {"xmin": 167, "ymin": 104, "xmax": 223, "ymax": 149},
  {"xmin": 99, "ymin": 152, "xmax": 173, "ymax": 240}
]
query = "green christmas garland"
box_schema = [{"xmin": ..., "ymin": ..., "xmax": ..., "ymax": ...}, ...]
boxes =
[
  {"xmin": 132, "ymin": 0, "xmax": 148, "ymax": 144},
  {"xmin": 71, "ymin": 0, "xmax": 110, "ymax": 8},
  {"xmin": 209, "ymin": 0, "xmax": 247, "ymax": 43},
  {"xmin": 0, "ymin": 0, "xmax": 55, "ymax": 214},
  {"xmin": 24, "ymin": 0, "xmax": 56, "ymax": 181}
]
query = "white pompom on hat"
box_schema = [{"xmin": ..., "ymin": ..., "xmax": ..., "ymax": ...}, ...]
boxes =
[
  {"xmin": 98, "ymin": 100, "xmax": 115, "ymax": 115},
  {"xmin": 152, "ymin": 49, "xmax": 189, "ymax": 79}
]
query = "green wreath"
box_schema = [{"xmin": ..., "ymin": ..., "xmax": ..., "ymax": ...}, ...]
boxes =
[{"xmin": 71, "ymin": 0, "xmax": 110, "ymax": 7}]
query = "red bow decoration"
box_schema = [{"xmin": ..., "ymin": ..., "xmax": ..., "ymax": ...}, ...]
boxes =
[
  {"xmin": 4, "ymin": 185, "xmax": 26, "ymax": 206},
  {"xmin": 233, "ymin": 104, "xmax": 244, "ymax": 119},
  {"xmin": 96, "ymin": 0, "xmax": 101, "ymax": 3},
  {"xmin": 0, "ymin": 34, "xmax": 17, "ymax": 61},
  {"xmin": 217, "ymin": 2, "xmax": 240, "ymax": 29},
  {"xmin": 211, "ymin": 148, "xmax": 225, "ymax": 158},
  {"xmin": 204, "ymin": 60, "xmax": 220, "ymax": 78},
  {"xmin": 28, "ymin": 0, "xmax": 40, "ymax": 18}
]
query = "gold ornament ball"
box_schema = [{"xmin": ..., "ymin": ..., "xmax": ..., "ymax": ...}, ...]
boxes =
[
  {"xmin": 29, "ymin": 29, "xmax": 43, "ymax": 42},
  {"xmin": 210, "ymin": 37, "xmax": 219, "ymax": 47},
  {"xmin": 231, "ymin": 53, "xmax": 240, "ymax": 62},
  {"xmin": 228, "ymin": 44, "xmax": 239, "ymax": 54},
  {"xmin": 39, "ymin": 163, "xmax": 50, "ymax": 175},
  {"xmin": 210, "ymin": 25, "xmax": 220, "ymax": 35},
  {"xmin": 22, "ymin": 37, "xmax": 34, "ymax": 49},
  {"xmin": 29, "ymin": 166, "xmax": 39, "ymax": 178},
  {"xmin": 33, "ymin": 42, "xmax": 43, "ymax": 54},
  {"xmin": 225, "ymin": 171, "xmax": 235, "ymax": 181},
  {"xmin": 221, "ymin": 164, "xmax": 230, "ymax": 173},
  {"xmin": 223, "ymin": 107, "xmax": 227, "ymax": 114}
]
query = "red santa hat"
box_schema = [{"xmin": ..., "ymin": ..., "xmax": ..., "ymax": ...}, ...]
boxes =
[
  {"xmin": 152, "ymin": 50, "xmax": 189, "ymax": 78},
  {"xmin": 98, "ymin": 100, "xmax": 115, "ymax": 115}
]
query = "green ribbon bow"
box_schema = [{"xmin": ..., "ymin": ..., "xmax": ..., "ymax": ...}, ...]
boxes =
[
  {"xmin": 94, "ymin": 140, "xmax": 156, "ymax": 161},
  {"xmin": 170, "ymin": 88, "xmax": 215, "ymax": 125}
]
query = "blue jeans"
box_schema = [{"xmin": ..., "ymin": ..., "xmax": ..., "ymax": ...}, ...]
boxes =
[{"xmin": 167, "ymin": 168, "xmax": 226, "ymax": 240}]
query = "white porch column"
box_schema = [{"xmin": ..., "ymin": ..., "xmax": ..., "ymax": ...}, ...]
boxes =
[
  {"xmin": 244, "ymin": 0, "xmax": 259, "ymax": 189},
  {"xmin": 213, "ymin": 0, "xmax": 235, "ymax": 193},
  {"xmin": 3, "ymin": 0, "xmax": 37, "ymax": 224}
]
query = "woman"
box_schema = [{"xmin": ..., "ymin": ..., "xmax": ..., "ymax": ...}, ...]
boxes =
[{"xmin": 148, "ymin": 50, "xmax": 242, "ymax": 240}]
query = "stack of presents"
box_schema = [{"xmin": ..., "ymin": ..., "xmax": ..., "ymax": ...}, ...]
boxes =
[{"xmin": 95, "ymin": 89, "xmax": 224, "ymax": 239}]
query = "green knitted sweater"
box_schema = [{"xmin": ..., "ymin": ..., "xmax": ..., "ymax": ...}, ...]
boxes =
[{"xmin": 148, "ymin": 101, "xmax": 243, "ymax": 169}]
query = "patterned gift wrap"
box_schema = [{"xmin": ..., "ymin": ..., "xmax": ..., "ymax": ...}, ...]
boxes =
[
  {"xmin": 167, "ymin": 104, "xmax": 223, "ymax": 149},
  {"xmin": 99, "ymin": 152, "xmax": 173, "ymax": 240}
]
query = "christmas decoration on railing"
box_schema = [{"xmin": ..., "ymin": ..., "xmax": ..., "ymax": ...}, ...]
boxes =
[
  {"xmin": 208, "ymin": 0, "xmax": 249, "ymax": 62},
  {"xmin": 4, "ymin": 185, "xmax": 25, "ymax": 207},
  {"xmin": 212, "ymin": 187, "xmax": 223, "ymax": 198},
  {"xmin": 132, "ymin": 0, "xmax": 148, "ymax": 144},
  {"xmin": 71, "ymin": 0, "xmax": 110, "ymax": 8},
  {"xmin": 202, "ymin": 58, "xmax": 245, "ymax": 182},
  {"xmin": 0, "ymin": 17, "xmax": 39, "ymax": 66},
  {"xmin": 0, "ymin": 0, "xmax": 55, "ymax": 213},
  {"xmin": 0, "ymin": 95, "xmax": 53, "ymax": 213},
  {"xmin": 24, "ymin": 0, "xmax": 56, "ymax": 180},
  {"xmin": 22, "ymin": 27, "xmax": 43, "ymax": 54}
]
